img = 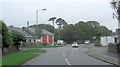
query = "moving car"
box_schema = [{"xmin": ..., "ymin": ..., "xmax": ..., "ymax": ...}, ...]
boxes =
[
  {"xmin": 72, "ymin": 42, "xmax": 78, "ymax": 48},
  {"xmin": 84, "ymin": 40, "xmax": 90, "ymax": 44}
]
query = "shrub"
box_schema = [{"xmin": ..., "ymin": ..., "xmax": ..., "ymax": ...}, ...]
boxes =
[
  {"xmin": 77, "ymin": 40, "xmax": 83, "ymax": 44},
  {"xmin": 42, "ymin": 42, "xmax": 48, "ymax": 46},
  {"xmin": 11, "ymin": 31, "xmax": 26, "ymax": 50}
]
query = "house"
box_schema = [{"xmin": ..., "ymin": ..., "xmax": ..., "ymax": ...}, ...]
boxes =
[
  {"xmin": 100, "ymin": 29, "xmax": 120, "ymax": 46},
  {"xmin": 8, "ymin": 26, "xmax": 54, "ymax": 45}
]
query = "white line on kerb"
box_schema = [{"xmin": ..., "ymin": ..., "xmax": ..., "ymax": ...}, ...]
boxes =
[{"xmin": 63, "ymin": 51, "xmax": 71, "ymax": 65}]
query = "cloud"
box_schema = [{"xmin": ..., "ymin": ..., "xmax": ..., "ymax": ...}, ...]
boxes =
[
  {"xmin": 1, "ymin": 0, "xmax": 108, "ymax": 3},
  {"xmin": 0, "ymin": 3, "xmax": 2, "ymax": 20}
]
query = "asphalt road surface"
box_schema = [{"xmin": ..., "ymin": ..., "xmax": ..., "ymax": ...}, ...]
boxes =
[{"xmin": 24, "ymin": 44, "xmax": 111, "ymax": 65}]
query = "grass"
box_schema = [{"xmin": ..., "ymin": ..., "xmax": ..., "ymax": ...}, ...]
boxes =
[
  {"xmin": 30, "ymin": 45, "xmax": 63, "ymax": 48},
  {"xmin": 21, "ymin": 49, "xmax": 46, "ymax": 53},
  {"xmin": 2, "ymin": 49, "xmax": 46, "ymax": 66},
  {"xmin": 2, "ymin": 53, "xmax": 37, "ymax": 65}
]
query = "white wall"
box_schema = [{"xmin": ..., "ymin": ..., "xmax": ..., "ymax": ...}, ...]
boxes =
[
  {"xmin": 101, "ymin": 35, "xmax": 118, "ymax": 46},
  {"xmin": 118, "ymin": 21, "xmax": 120, "ymax": 29}
]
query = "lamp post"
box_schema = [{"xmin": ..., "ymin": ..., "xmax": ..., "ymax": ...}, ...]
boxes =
[{"xmin": 36, "ymin": 9, "xmax": 46, "ymax": 50}]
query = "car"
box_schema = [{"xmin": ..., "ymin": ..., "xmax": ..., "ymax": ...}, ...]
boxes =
[
  {"xmin": 62, "ymin": 42, "xmax": 66, "ymax": 45},
  {"xmin": 72, "ymin": 42, "xmax": 78, "ymax": 48},
  {"xmin": 84, "ymin": 40, "xmax": 90, "ymax": 44},
  {"xmin": 57, "ymin": 40, "xmax": 66, "ymax": 45}
]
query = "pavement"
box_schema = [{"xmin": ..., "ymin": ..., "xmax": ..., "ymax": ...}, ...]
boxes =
[
  {"xmin": 23, "ymin": 45, "xmax": 111, "ymax": 65},
  {"xmin": 84, "ymin": 43, "xmax": 120, "ymax": 66}
]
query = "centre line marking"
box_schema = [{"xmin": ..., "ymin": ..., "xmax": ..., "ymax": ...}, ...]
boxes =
[
  {"xmin": 65, "ymin": 58, "xmax": 71, "ymax": 65},
  {"xmin": 63, "ymin": 51, "xmax": 71, "ymax": 65},
  {"xmin": 63, "ymin": 51, "xmax": 65, "ymax": 57}
]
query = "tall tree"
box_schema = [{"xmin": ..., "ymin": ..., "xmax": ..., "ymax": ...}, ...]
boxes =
[
  {"xmin": 111, "ymin": 0, "xmax": 120, "ymax": 26},
  {"xmin": 55, "ymin": 18, "xmax": 66, "ymax": 29},
  {"xmin": 1, "ymin": 21, "xmax": 13, "ymax": 52},
  {"xmin": 48, "ymin": 17, "xmax": 56, "ymax": 27},
  {"xmin": 55, "ymin": 18, "xmax": 66, "ymax": 40}
]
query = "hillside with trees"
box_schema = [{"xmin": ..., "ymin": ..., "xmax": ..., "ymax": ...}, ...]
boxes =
[
  {"xmin": 29, "ymin": 24, "xmax": 55, "ymax": 33},
  {"xmin": 29, "ymin": 21, "xmax": 112, "ymax": 44},
  {"xmin": 54, "ymin": 21, "xmax": 112, "ymax": 43}
]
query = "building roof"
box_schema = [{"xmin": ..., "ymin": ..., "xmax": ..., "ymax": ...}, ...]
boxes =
[
  {"xmin": 8, "ymin": 26, "xmax": 54, "ymax": 38},
  {"xmin": 28, "ymin": 27, "xmax": 54, "ymax": 35},
  {"xmin": 111, "ymin": 29, "xmax": 120, "ymax": 36},
  {"xmin": 42, "ymin": 29, "xmax": 54, "ymax": 35},
  {"xmin": 8, "ymin": 27, "xmax": 35, "ymax": 37},
  {"xmin": 111, "ymin": 32, "xmax": 118, "ymax": 36}
]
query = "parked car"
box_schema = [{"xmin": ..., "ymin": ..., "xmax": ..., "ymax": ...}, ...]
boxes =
[
  {"xmin": 57, "ymin": 40, "xmax": 66, "ymax": 45},
  {"xmin": 72, "ymin": 42, "xmax": 78, "ymax": 48},
  {"xmin": 84, "ymin": 40, "xmax": 90, "ymax": 44}
]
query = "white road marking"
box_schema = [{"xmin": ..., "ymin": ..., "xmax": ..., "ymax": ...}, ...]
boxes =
[
  {"xmin": 65, "ymin": 58, "xmax": 71, "ymax": 65},
  {"xmin": 63, "ymin": 51, "xmax": 71, "ymax": 65},
  {"xmin": 63, "ymin": 51, "xmax": 65, "ymax": 57}
]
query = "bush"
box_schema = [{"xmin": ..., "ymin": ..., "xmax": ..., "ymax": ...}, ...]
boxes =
[
  {"xmin": 11, "ymin": 31, "xmax": 26, "ymax": 50},
  {"xmin": 42, "ymin": 42, "xmax": 48, "ymax": 46},
  {"xmin": 96, "ymin": 38, "xmax": 101, "ymax": 43},
  {"xmin": 77, "ymin": 40, "xmax": 83, "ymax": 44}
]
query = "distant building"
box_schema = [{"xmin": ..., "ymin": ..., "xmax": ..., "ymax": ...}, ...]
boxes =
[
  {"xmin": 8, "ymin": 26, "xmax": 54, "ymax": 45},
  {"xmin": 100, "ymin": 29, "xmax": 120, "ymax": 46}
]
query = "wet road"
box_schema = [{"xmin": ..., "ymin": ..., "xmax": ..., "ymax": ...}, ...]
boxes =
[{"xmin": 24, "ymin": 45, "xmax": 111, "ymax": 65}]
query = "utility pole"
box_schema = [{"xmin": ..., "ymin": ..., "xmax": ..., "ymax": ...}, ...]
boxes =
[
  {"xmin": 36, "ymin": 9, "xmax": 46, "ymax": 50},
  {"xmin": 27, "ymin": 21, "xmax": 29, "ymax": 44},
  {"xmin": 36, "ymin": 10, "xmax": 39, "ymax": 50}
]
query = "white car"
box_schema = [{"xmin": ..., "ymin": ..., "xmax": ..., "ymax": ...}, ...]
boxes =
[
  {"xmin": 84, "ymin": 40, "xmax": 90, "ymax": 44},
  {"xmin": 57, "ymin": 40, "xmax": 65, "ymax": 45},
  {"xmin": 72, "ymin": 42, "xmax": 78, "ymax": 48}
]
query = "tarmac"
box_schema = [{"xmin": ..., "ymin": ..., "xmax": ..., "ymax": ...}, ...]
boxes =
[{"xmin": 84, "ymin": 43, "xmax": 120, "ymax": 66}]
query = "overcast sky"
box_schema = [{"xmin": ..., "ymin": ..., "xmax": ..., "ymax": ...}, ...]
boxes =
[{"xmin": 0, "ymin": 0, "xmax": 118, "ymax": 32}]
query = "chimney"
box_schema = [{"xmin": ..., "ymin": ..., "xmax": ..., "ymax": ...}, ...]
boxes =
[{"xmin": 27, "ymin": 21, "xmax": 29, "ymax": 36}]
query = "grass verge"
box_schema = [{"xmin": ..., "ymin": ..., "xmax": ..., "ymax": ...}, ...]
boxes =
[
  {"xmin": 2, "ymin": 53, "xmax": 38, "ymax": 66},
  {"xmin": 21, "ymin": 49, "xmax": 46, "ymax": 53},
  {"xmin": 30, "ymin": 45, "xmax": 63, "ymax": 48}
]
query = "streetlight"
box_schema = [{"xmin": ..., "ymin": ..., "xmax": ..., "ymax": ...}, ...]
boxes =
[{"xmin": 36, "ymin": 8, "xmax": 46, "ymax": 50}]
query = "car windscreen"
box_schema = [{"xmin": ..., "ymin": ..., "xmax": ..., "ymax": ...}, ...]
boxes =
[{"xmin": 73, "ymin": 42, "xmax": 77, "ymax": 44}]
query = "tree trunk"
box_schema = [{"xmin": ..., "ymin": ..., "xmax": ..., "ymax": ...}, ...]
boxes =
[
  {"xmin": 53, "ymin": 20, "xmax": 54, "ymax": 27},
  {"xmin": 16, "ymin": 46, "xmax": 19, "ymax": 50},
  {"xmin": 2, "ymin": 46, "xmax": 3, "ymax": 53}
]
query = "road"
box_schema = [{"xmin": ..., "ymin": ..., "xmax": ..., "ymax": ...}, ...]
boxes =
[{"xmin": 24, "ymin": 44, "xmax": 111, "ymax": 65}]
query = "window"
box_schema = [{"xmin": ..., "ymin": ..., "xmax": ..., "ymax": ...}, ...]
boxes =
[
  {"xmin": 34, "ymin": 39, "xmax": 36, "ymax": 42},
  {"xmin": 114, "ymin": 38, "xmax": 117, "ymax": 43},
  {"xmin": 29, "ymin": 39, "xmax": 31, "ymax": 42}
]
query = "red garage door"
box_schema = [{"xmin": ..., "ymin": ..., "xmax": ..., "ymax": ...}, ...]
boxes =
[
  {"xmin": 42, "ymin": 35, "xmax": 47, "ymax": 43},
  {"xmin": 49, "ymin": 36, "xmax": 52, "ymax": 45}
]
